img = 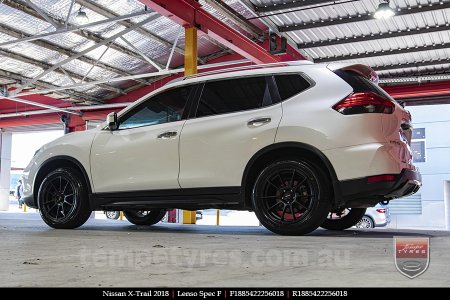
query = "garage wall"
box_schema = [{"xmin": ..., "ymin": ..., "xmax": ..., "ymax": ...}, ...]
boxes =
[{"xmin": 388, "ymin": 104, "xmax": 450, "ymax": 230}]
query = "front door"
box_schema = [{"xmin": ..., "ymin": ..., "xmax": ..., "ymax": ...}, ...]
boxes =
[{"xmin": 90, "ymin": 84, "xmax": 196, "ymax": 193}]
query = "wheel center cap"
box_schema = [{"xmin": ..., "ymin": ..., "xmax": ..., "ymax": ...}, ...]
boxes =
[{"xmin": 282, "ymin": 191, "xmax": 296, "ymax": 203}]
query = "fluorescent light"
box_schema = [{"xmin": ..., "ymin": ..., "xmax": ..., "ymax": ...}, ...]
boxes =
[{"xmin": 374, "ymin": 2, "xmax": 395, "ymax": 19}]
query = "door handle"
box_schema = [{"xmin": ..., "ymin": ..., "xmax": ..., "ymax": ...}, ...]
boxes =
[
  {"xmin": 157, "ymin": 131, "xmax": 178, "ymax": 139},
  {"xmin": 247, "ymin": 117, "xmax": 271, "ymax": 127}
]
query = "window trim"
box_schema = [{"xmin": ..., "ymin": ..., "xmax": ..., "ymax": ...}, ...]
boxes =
[{"xmin": 114, "ymin": 84, "xmax": 199, "ymax": 131}]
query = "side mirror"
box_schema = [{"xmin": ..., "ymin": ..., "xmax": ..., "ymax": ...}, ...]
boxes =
[{"xmin": 107, "ymin": 112, "xmax": 118, "ymax": 131}]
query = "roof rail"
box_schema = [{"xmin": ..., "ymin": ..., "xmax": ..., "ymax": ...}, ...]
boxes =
[{"xmin": 183, "ymin": 61, "xmax": 310, "ymax": 80}]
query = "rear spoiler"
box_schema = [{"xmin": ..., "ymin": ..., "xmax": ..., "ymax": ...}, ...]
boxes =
[{"xmin": 327, "ymin": 63, "xmax": 379, "ymax": 84}]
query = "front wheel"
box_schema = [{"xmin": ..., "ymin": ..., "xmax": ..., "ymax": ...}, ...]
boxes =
[
  {"xmin": 321, "ymin": 208, "xmax": 367, "ymax": 230},
  {"xmin": 37, "ymin": 167, "xmax": 91, "ymax": 229},
  {"xmin": 124, "ymin": 210, "xmax": 166, "ymax": 225},
  {"xmin": 252, "ymin": 160, "xmax": 331, "ymax": 235}
]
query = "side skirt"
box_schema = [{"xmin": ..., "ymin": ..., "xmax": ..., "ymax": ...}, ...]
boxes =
[{"xmin": 90, "ymin": 187, "xmax": 248, "ymax": 211}]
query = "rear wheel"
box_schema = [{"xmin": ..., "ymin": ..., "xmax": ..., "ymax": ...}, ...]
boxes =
[
  {"xmin": 37, "ymin": 167, "xmax": 91, "ymax": 229},
  {"xmin": 252, "ymin": 160, "xmax": 331, "ymax": 235},
  {"xmin": 321, "ymin": 208, "xmax": 367, "ymax": 230},
  {"xmin": 124, "ymin": 210, "xmax": 166, "ymax": 225}
]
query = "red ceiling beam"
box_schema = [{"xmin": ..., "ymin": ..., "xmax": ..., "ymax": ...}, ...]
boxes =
[
  {"xmin": 139, "ymin": 0, "xmax": 280, "ymax": 64},
  {"xmin": 384, "ymin": 81, "xmax": 450, "ymax": 99},
  {"xmin": 0, "ymin": 107, "xmax": 122, "ymax": 129}
]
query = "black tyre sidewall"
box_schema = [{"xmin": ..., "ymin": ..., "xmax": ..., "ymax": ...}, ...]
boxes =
[
  {"xmin": 38, "ymin": 168, "xmax": 91, "ymax": 229},
  {"xmin": 124, "ymin": 210, "xmax": 166, "ymax": 225},
  {"xmin": 252, "ymin": 160, "xmax": 331, "ymax": 235},
  {"xmin": 321, "ymin": 208, "xmax": 367, "ymax": 230}
]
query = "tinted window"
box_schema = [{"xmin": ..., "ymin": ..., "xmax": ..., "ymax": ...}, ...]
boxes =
[
  {"xmin": 334, "ymin": 70, "xmax": 394, "ymax": 101},
  {"xmin": 274, "ymin": 74, "xmax": 310, "ymax": 100},
  {"xmin": 119, "ymin": 86, "xmax": 194, "ymax": 129},
  {"xmin": 196, "ymin": 76, "xmax": 274, "ymax": 118}
]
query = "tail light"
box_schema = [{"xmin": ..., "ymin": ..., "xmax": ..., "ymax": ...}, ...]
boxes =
[
  {"xmin": 367, "ymin": 174, "xmax": 395, "ymax": 183},
  {"xmin": 333, "ymin": 91, "xmax": 395, "ymax": 115},
  {"xmin": 376, "ymin": 208, "xmax": 387, "ymax": 213}
]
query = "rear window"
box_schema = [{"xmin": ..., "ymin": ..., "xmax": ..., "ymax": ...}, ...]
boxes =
[
  {"xmin": 274, "ymin": 74, "xmax": 310, "ymax": 101},
  {"xmin": 334, "ymin": 70, "xmax": 394, "ymax": 101}
]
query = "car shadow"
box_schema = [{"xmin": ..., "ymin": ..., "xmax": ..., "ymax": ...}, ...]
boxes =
[{"xmin": 78, "ymin": 220, "xmax": 444, "ymax": 238}]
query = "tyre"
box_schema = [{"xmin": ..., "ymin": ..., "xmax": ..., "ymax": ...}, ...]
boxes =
[
  {"xmin": 37, "ymin": 167, "xmax": 91, "ymax": 229},
  {"xmin": 321, "ymin": 208, "xmax": 367, "ymax": 230},
  {"xmin": 124, "ymin": 210, "xmax": 166, "ymax": 225},
  {"xmin": 355, "ymin": 215, "xmax": 375, "ymax": 229},
  {"xmin": 105, "ymin": 211, "xmax": 120, "ymax": 220},
  {"xmin": 251, "ymin": 160, "xmax": 331, "ymax": 235}
]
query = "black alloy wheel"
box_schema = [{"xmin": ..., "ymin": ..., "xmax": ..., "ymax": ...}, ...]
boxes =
[
  {"xmin": 252, "ymin": 160, "xmax": 331, "ymax": 235},
  {"xmin": 38, "ymin": 168, "xmax": 91, "ymax": 229}
]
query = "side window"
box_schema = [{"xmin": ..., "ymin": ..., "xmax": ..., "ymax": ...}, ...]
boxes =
[
  {"xmin": 195, "ymin": 76, "xmax": 275, "ymax": 118},
  {"xmin": 119, "ymin": 85, "xmax": 194, "ymax": 130},
  {"xmin": 274, "ymin": 74, "xmax": 310, "ymax": 101}
]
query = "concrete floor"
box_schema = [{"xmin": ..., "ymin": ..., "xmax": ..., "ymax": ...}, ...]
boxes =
[{"xmin": 1, "ymin": 212, "xmax": 449, "ymax": 287}]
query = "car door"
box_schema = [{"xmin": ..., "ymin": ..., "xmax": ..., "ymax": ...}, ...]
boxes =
[
  {"xmin": 90, "ymin": 84, "xmax": 197, "ymax": 193},
  {"xmin": 178, "ymin": 75, "xmax": 283, "ymax": 188}
]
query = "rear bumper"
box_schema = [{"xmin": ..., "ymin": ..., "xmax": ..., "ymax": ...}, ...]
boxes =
[
  {"xmin": 23, "ymin": 195, "xmax": 37, "ymax": 209},
  {"xmin": 339, "ymin": 169, "xmax": 421, "ymax": 207}
]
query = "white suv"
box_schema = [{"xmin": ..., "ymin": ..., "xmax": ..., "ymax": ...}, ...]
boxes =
[{"xmin": 22, "ymin": 61, "xmax": 421, "ymax": 235}]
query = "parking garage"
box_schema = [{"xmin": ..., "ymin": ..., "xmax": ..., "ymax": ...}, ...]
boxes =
[{"xmin": 1, "ymin": 0, "xmax": 450, "ymax": 289}]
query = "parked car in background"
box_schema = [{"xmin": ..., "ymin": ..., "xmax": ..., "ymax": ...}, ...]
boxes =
[
  {"xmin": 355, "ymin": 204, "xmax": 391, "ymax": 228},
  {"xmin": 104, "ymin": 210, "xmax": 202, "ymax": 222}
]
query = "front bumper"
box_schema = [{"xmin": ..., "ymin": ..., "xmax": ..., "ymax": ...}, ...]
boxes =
[
  {"xmin": 339, "ymin": 169, "xmax": 422, "ymax": 207},
  {"xmin": 23, "ymin": 195, "xmax": 37, "ymax": 209}
]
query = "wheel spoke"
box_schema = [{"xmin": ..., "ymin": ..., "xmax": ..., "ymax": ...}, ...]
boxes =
[
  {"xmin": 294, "ymin": 200, "xmax": 308, "ymax": 211},
  {"xmin": 267, "ymin": 201, "xmax": 283, "ymax": 211},
  {"xmin": 63, "ymin": 200, "xmax": 74, "ymax": 206},
  {"xmin": 276, "ymin": 173, "xmax": 285, "ymax": 186},
  {"xmin": 294, "ymin": 178, "xmax": 307, "ymax": 191},
  {"xmin": 59, "ymin": 176, "xmax": 62, "ymax": 191},
  {"xmin": 265, "ymin": 179, "xmax": 279, "ymax": 190},
  {"xmin": 258, "ymin": 195, "xmax": 279, "ymax": 199},
  {"xmin": 47, "ymin": 203, "xmax": 57, "ymax": 213},
  {"xmin": 42, "ymin": 198, "xmax": 57, "ymax": 205},
  {"xmin": 289, "ymin": 170, "xmax": 296, "ymax": 187},
  {"xmin": 48, "ymin": 181, "xmax": 58, "ymax": 193},
  {"xmin": 290, "ymin": 204, "xmax": 296, "ymax": 221},
  {"xmin": 281, "ymin": 205, "xmax": 288, "ymax": 222},
  {"xmin": 60, "ymin": 204, "xmax": 65, "ymax": 217},
  {"xmin": 62, "ymin": 181, "xmax": 70, "ymax": 194}
]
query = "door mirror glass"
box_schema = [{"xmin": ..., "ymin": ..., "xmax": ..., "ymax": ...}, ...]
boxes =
[{"xmin": 107, "ymin": 112, "xmax": 118, "ymax": 131}]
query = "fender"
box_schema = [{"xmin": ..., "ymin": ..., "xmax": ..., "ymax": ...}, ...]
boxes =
[{"xmin": 241, "ymin": 142, "xmax": 342, "ymax": 207}]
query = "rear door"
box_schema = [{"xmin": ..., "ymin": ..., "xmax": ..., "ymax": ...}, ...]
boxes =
[{"xmin": 178, "ymin": 75, "xmax": 283, "ymax": 188}]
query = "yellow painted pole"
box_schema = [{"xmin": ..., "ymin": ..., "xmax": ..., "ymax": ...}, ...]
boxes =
[
  {"xmin": 184, "ymin": 26, "xmax": 198, "ymax": 76},
  {"xmin": 23, "ymin": 203, "xmax": 27, "ymax": 213},
  {"xmin": 216, "ymin": 209, "xmax": 220, "ymax": 226},
  {"xmin": 182, "ymin": 25, "xmax": 198, "ymax": 225},
  {"xmin": 119, "ymin": 211, "xmax": 124, "ymax": 221}
]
